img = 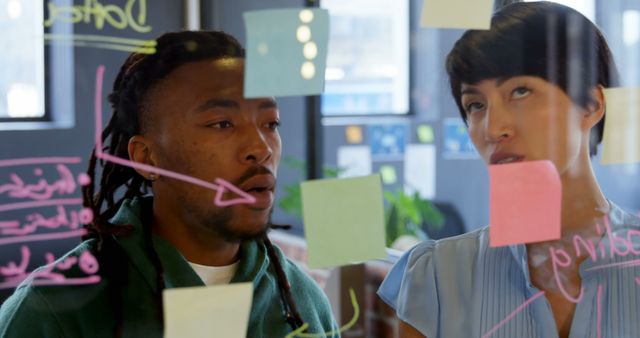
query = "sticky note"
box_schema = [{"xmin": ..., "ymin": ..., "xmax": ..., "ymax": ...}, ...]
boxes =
[
  {"xmin": 416, "ymin": 124, "xmax": 434, "ymax": 143},
  {"xmin": 301, "ymin": 175, "xmax": 387, "ymax": 268},
  {"xmin": 379, "ymin": 165, "xmax": 397, "ymax": 184},
  {"xmin": 404, "ymin": 144, "xmax": 436, "ymax": 199},
  {"xmin": 337, "ymin": 145, "xmax": 372, "ymax": 178},
  {"xmin": 601, "ymin": 87, "xmax": 640, "ymax": 165},
  {"xmin": 421, "ymin": 0, "xmax": 493, "ymax": 29},
  {"xmin": 489, "ymin": 160, "xmax": 561, "ymax": 247},
  {"xmin": 244, "ymin": 8, "xmax": 329, "ymax": 98},
  {"xmin": 163, "ymin": 283, "xmax": 253, "ymax": 338},
  {"xmin": 345, "ymin": 125, "xmax": 363, "ymax": 144}
]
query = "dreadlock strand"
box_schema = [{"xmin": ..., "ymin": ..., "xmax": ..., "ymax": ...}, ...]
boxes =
[{"xmin": 263, "ymin": 236, "xmax": 306, "ymax": 330}]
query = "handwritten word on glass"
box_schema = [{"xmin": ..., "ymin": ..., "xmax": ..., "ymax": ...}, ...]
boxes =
[
  {"xmin": 0, "ymin": 157, "xmax": 100, "ymax": 289},
  {"xmin": 43, "ymin": 0, "xmax": 156, "ymax": 54},
  {"xmin": 44, "ymin": 0, "xmax": 151, "ymax": 33}
]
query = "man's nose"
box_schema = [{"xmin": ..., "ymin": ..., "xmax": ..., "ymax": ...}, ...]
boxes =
[{"xmin": 240, "ymin": 127, "xmax": 272, "ymax": 165}]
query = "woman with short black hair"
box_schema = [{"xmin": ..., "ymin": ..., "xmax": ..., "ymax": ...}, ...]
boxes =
[{"xmin": 378, "ymin": 2, "xmax": 640, "ymax": 337}]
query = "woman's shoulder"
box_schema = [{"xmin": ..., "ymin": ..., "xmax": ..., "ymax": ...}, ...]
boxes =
[
  {"xmin": 378, "ymin": 226, "xmax": 490, "ymax": 299},
  {"xmin": 410, "ymin": 226, "xmax": 490, "ymax": 263}
]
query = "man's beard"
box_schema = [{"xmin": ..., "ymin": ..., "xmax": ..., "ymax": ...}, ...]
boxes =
[{"xmin": 187, "ymin": 205, "xmax": 273, "ymax": 242}]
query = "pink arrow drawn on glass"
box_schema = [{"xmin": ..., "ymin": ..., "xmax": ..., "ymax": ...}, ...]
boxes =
[{"xmin": 93, "ymin": 65, "xmax": 255, "ymax": 207}]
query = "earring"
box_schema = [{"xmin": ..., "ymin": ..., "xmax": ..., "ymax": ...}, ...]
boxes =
[{"xmin": 147, "ymin": 174, "xmax": 158, "ymax": 181}]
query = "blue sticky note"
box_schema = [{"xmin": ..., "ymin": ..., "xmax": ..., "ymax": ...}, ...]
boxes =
[{"xmin": 244, "ymin": 8, "xmax": 329, "ymax": 98}]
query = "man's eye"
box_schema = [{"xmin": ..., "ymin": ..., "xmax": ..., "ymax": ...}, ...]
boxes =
[
  {"xmin": 465, "ymin": 102, "xmax": 485, "ymax": 114},
  {"xmin": 512, "ymin": 86, "xmax": 531, "ymax": 99},
  {"xmin": 209, "ymin": 121, "xmax": 233, "ymax": 129},
  {"xmin": 267, "ymin": 121, "xmax": 280, "ymax": 130}
]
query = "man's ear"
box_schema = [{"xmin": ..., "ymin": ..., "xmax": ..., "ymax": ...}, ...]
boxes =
[
  {"xmin": 128, "ymin": 136, "xmax": 159, "ymax": 181},
  {"xmin": 583, "ymin": 85, "xmax": 606, "ymax": 130}
]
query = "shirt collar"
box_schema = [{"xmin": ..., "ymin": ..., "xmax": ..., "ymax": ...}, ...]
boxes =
[{"xmin": 109, "ymin": 196, "xmax": 270, "ymax": 292}]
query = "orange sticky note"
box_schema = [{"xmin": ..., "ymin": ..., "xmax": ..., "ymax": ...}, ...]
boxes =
[
  {"xmin": 489, "ymin": 160, "xmax": 561, "ymax": 247},
  {"xmin": 345, "ymin": 126, "xmax": 363, "ymax": 144}
]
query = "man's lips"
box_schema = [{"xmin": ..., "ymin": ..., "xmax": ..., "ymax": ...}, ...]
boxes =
[
  {"xmin": 490, "ymin": 152, "xmax": 525, "ymax": 165},
  {"xmin": 238, "ymin": 174, "xmax": 275, "ymax": 209}
]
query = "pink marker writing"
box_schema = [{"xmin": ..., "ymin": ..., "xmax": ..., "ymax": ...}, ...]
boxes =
[{"xmin": 0, "ymin": 245, "xmax": 101, "ymax": 290}]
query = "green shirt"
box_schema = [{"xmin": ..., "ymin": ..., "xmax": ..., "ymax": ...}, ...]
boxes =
[{"xmin": 0, "ymin": 197, "xmax": 339, "ymax": 338}]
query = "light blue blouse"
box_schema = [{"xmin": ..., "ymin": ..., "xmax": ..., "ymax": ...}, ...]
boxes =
[{"xmin": 378, "ymin": 202, "xmax": 640, "ymax": 338}]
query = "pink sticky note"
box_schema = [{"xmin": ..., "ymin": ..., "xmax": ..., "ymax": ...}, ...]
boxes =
[{"xmin": 489, "ymin": 160, "xmax": 561, "ymax": 247}]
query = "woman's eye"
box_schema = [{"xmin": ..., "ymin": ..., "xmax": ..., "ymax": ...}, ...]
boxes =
[
  {"xmin": 512, "ymin": 86, "xmax": 531, "ymax": 99},
  {"xmin": 465, "ymin": 102, "xmax": 485, "ymax": 114},
  {"xmin": 209, "ymin": 121, "xmax": 233, "ymax": 129}
]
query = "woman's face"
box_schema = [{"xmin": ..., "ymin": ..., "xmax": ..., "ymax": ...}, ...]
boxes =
[{"xmin": 460, "ymin": 75, "xmax": 597, "ymax": 175}]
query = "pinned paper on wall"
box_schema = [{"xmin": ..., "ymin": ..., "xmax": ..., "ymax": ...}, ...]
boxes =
[
  {"xmin": 368, "ymin": 124, "xmax": 408, "ymax": 159},
  {"xmin": 244, "ymin": 8, "xmax": 330, "ymax": 98},
  {"xmin": 420, "ymin": 0, "xmax": 494, "ymax": 30},
  {"xmin": 379, "ymin": 165, "xmax": 398, "ymax": 184},
  {"xmin": 443, "ymin": 118, "xmax": 479, "ymax": 159},
  {"xmin": 337, "ymin": 145, "xmax": 372, "ymax": 178},
  {"xmin": 345, "ymin": 125, "xmax": 364, "ymax": 144},
  {"xmin": 301, "ymin": 174, "xmax": 387, "ymax": 269},
  {"xmin": 163, "ymin": 283, "xmax": 253, "ymax": 338},
  {"xmin": 489, "ymin": 160, "xmax": 561, "ymax": 247},
  {"xmin": 404, "ymin": 144, "xmax": 436, "ymax": 199},
  {"xmin": 601, "ymin": 87, "xmax": 640, "ymax": 165},
  {"xmin": 416, "ymin": 124, "xmax": 434, "ymax": 143}
]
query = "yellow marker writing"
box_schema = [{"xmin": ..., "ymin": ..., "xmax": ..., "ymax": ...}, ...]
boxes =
[
  {"xmin": 284, "ymin": 288, "xmax": 360, "ymax": 338},
  {"xmin": 44, "ymin": 0, "xmax": 151, "ymax": 34},
  {"xmin": 44, "ymin": 34, "xmax": 156, "ymax": 54}
]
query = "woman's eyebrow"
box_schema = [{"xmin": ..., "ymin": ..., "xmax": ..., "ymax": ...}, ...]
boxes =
[{"xmin": 461, "ymin": 87, "xmax": 481, "ymax": 95}]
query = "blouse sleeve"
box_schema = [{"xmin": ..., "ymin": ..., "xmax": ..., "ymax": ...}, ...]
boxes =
[{"xmin": 377, "ymin": 240, "xmax": 440, "ymax": 338}]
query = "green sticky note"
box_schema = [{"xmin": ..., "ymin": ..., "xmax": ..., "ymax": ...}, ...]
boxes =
[
  {"xmin": 417, "ymin": 124, "xmax": 434, "ymax": 143},
  {"xmin": 301, "ymin": 175, "xmax": 387, "ymax": 269},
  {"xmin": 601, "ymin": 87, "xmax": 640, "ymax": 165},
  {"xmin": 163, "ymin": 283, "xmax": 253, "ymax": 338},
  {"xmin": 379, "ymin": 165, "xmax": 397, "ymax": 184},
  {"xmin": 244, "ymin": 8, "xmax": 329, "ymax": 98},
  {"xmin": 421, "ymin": 0, "xmax": 493, "ymax": 29}
]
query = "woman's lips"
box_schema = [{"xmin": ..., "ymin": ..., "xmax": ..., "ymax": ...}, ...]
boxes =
[{"xmin": 490, "ymin": 152, "xmax": 525, "ymax": 165}]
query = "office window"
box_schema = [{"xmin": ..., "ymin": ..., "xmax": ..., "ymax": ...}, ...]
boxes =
[
  {"xmin": 321, "ymin": 0, "xmax": 410, "ymax": 116},
  {"xmin": 0, "ymin": 0, "xmax": 46, "ymax": 120}
]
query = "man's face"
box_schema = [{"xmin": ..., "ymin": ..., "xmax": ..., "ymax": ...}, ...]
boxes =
[{"xmin": 143, "ymin": 58, "xmax": 281, "ymax": 241}]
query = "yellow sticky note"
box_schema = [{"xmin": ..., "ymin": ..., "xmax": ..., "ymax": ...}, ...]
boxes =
[
  {"xmin": 301, "ymin": 175, "xmax": 387, "ymax": 269},
  {"xmin": 345, "ymin": 126, "xmax": 363, "ymax": 144},
  {"xmin": 416, "ymin": 124, "xmax": 434, "ymax": 143},
  {"xmin": 163, "ymin": 283, "xmax": 253, "ymax": 338},
  {"xmin": 421, "ymin": 0, "xmax": 493, "ymax": 29},
  {"xmin": 601, "ymin": 87, "xmax": 640, "ymax": 165},
  {"xmin": 379, "ymin": 165, "xmax": 397, "ymax": 184}
]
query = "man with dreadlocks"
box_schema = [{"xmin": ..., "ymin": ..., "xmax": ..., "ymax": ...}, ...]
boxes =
[{"xmin": 0, "ymin": 31, "xmax": 339, "ymax": 337}]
